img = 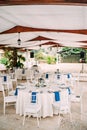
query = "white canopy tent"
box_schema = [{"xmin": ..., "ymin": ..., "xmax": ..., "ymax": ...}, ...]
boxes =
[{"xmin": 0, "ymin": 5, "xmax": 87, "ymax": 49}]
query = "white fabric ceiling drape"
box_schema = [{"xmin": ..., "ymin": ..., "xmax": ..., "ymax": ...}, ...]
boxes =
[{"xmin": 0, "ymin": 5, "xmax": 87, "ymax": 48}]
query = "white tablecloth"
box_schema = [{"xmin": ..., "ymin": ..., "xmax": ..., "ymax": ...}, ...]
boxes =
[{"xmin": 16, "ymin": 88, "xmax": 54, "ymax": 118}]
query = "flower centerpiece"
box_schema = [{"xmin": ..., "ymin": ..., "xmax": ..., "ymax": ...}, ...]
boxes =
[{"xmin": 35, "ymin": 77, "xmax": 46, "ymax": 87}]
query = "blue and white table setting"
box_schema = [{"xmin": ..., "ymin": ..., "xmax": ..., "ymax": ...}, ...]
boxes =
[
  {"xmin": 16, "ymin": 86, "xmax": 54, "ymax": 118},
  {"xmin": 15, "ymin": 79, "xmax": 72, "ymax": 118}
]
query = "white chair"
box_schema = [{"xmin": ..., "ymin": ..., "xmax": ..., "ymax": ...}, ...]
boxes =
[
  {"xmin": 4, "ymin": 75, "xmax": 15, "ymax": 96},
  {"xmin": 15, "ymin": 69, "xmax": 22, "ymax": 80},
  {"xmin": 52, "ymin": 91, "xmax": 61, "ymax": 115},
  {"xmin": 26, "ymin": 70, "xmax": 34, "ymax": 85},
  {"xmin": 0, "ymin": 75, "xmax": 13, "ymax": 95},
  {"xmin": 0, "ymin": 77, "xmax": 6, "ymax": 91},
  {"xmin": 80, "ymin": 87, "xmax": 87, "ymax": 121},
  {"xmin": 72, "ymin": 73, "xmax": 80, "ymax": 94},
  {"xmin": 8, "ymin": 87, "xmax": 15, "ymax": 96},
  {"xmin": 1, "ymin": 83, "xmax": 17, "ymax": 115},
  {"xmin": 53, "ymin": 89, "xmax": 72, "ymax": 127},
  {"xmin": 9, "ymin": 72, "xmax": 17, "ymax": 86},
  {"xmin": 23, "ymin": 92, "xmax": 41, "ymax": 127},
  {"xmin": 59, "ymin": 89, "xmax": 72, "ymax": 126}
]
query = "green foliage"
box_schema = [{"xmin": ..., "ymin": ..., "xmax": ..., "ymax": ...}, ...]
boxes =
[
  {"xmin": 0, "ymin": 57, "xmax": 9, "ymax": 68},
  {"xmin": 16, "ymin": 54, "xmax": 26, "ymax": 68},
  {"xmin": 60, "ymin": 47, "xmax": 87, "ymax": 63},
  {"xmin": 46, "ymin": 56, "xmax": 56, "ymax": 64},
  {"xmin": 35, "ymin": 50, "xmax": 45, "ymax": 60},
  {"xmin": 0, "ymin": 49, "xmax": 26, "ymax": 69},
  {"xmin": 61, "ymin": 47, "xmax": 85, "ymax": 57},
  {"xmin": 0, "ymin": 50, "xmax": 13, "ymax": 69},
  {"xmin": 34, "ymin": 49, "xmax": 57, "ymax": 64}
]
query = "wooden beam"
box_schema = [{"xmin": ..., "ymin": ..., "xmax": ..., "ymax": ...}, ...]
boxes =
[
  {"xmin": 0, "ymin": 44, "xmax": 10, "ymax": 48},
  {"xmin": 80, "ymin": 41, "xmax": 87, "ymax": 43},
  {"xmin": 0, "ymin": 0, "xmax": 87, "ymax": 6},
  {"xmin": 40, "ymin": 41, "xmax": 60, "ymax": 46},
  {"xmin": 40, "ymin": 41, "xmax": 63, "ymax": 47},
  {"xmin": 27, "ymin": 36, "xmax": 54, "ymax": 42},
  {"xmin": 81, "ymin": 45, "xmax": 87, "ymax": 49},
  {"xmin": 1, "ymin": 25, "xmax": 87, "ymax": 35}
]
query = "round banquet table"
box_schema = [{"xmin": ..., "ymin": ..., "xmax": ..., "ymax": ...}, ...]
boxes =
[{"xmin": 16, "ymin": 87, "xmax": 54, "ymax": 118}]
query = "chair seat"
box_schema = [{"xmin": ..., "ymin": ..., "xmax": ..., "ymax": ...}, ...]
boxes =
[
  {"xmin": 52, "ymin": 101, "xmax": 60, "ymax": 109},
  {"xmin": 8, "ymin": 90, "xmax": 15, "ymax": 96},
  {"xmin": 25, "ymin": 104, "xmax": 41, "ymax": 114},
  {"xmin": 59, "ymin": 106, "xmax": 70, "ymax": 114},
  {"xmin": 5, "ymin": 96, "xmax": 17, "ymax": 103}
]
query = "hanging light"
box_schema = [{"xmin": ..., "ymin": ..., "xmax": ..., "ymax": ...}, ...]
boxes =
[
  {"xmin": 17, "ymin": 32, "xmax": 21, "ymax": 45},
  {"xmin": 49, "ymin": 46, "xmax": 52, "ymax": 51},
  {"xmin": 39, "ymin": 44, "xmax": 42, "ymax": 49},
  {"xmin": 56, "ymin": 44, "xmax": 59, "ymax": 53}
]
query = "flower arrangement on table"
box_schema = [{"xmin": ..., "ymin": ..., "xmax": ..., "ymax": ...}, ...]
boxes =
[{"xmin": 35, "ymin": 78, "xmax": 46, "ymax": 87}]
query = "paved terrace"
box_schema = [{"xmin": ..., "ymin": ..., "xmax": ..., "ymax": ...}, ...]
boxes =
[{"xmin": 0, "ymin": 63, "xmax": 87, "ymax": 130}]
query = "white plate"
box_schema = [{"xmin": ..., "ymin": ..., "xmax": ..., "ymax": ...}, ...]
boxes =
[{"xmin": 17, "ymin": 85, "xmax": 26, "ymax": 89}]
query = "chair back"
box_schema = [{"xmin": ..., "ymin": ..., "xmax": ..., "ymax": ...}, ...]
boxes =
[
  {"xmin": 31, "ymin": 92, "xmax": 37, "ymax": 103},
  {"xmin": 60, "ymin": 89, "xmax": 70, "ymax": 113},
  {"xmin": 0, "ymin": 77, "xmax": 3, "ymax": 91},
  {"xmin": 1, "ymin": 84, "xmax": 5, "ymax": 98},
  {"xmin": 4, "ymin": 75, "xmax": 13, "ymax": 91},
  {"xmin": 54, "ymin": 91, "xmax": 60, "ymax": 102},
  {"xmin": 80, "ymin": 88, "xmax": 87, "ymax": 120},
  {"xmin": 24, "ymin": 92, "xmax": 41, "ymax": 107},
  {"xmin": 23, "ymin": 91, "xmax": 41, "ymax": 127}
]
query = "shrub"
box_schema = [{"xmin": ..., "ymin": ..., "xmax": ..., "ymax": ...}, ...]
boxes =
[{"xmin": 46, "ymin": 56, "xmax": 56, "ymax": 64}]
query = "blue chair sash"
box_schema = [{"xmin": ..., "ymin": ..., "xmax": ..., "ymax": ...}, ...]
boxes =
[
  {"xmin": 3, "ymin": 76, "xmax": 7, "ymax": 82},
  {"xmin": 54, "ymin": 91, "xmax": 60, "ymax": 101},
  {"xmin": 67, "ymin": 73, "xmax": 71, "ymax": 78},
  {"xmin": 46, "ymin": 73, "xmax": 49, "ymax": 79},
  {"xmin": 57, "ymin": 74, "xmax": 60, "ymax": 79},
  {"xmin": 14, "ymin": 88, "xmax": 19, "ymax": 96},
  {"xmin": 67, "ymin": 87, "xmax": 71, "ymax": 95},
  {"xmin": 31, "ymin": 92, "xmax": 37, "ymax": 103},
  {"xmin": 22, "ymin": 69, "xmax": 25, "ymax": 74}
]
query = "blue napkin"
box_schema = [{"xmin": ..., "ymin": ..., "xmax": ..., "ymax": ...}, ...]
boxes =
[
  {"xmin": 54, "ymin": 91, "xmax": 60, "ymax": 101},
  {"xmin": 67, "ymin": 73, "xmax": 71, "ymax": 78},
  {"xmin": 31, "ymin": 92, "xmax": 37, "ymax": 103},
  {"xmin": 67, "ymin": 87, "xmax": 71, "ymax": 95},
  {"xmin": 3, "ymin": 76, "xmax": 7, "ymax": 82},
  {"xmin": 57, "ymin": 74, "xmax": 60, "ymax": 79},
  {"xmin": 46, "ymin": 73, "xmax": 49, "ymax": 79},
  {"xmin": 14, "ymin": 88, "xmax": 19, "ymax": 96},
  {"xmin": 22, "ymin": 69, "xmax": 25, "ymax": 74}
]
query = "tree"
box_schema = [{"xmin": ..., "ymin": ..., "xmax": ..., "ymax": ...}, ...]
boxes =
[
  {"xmin": 60, "ymin": 47, "xmax": 86, "ymax": 63},
  {"xmin": 16, "ymin": 54, "xmax": 25, "ymax": 68},
  {"xmin": 0, "ymin": 48, "xmax": 25, "ymax": 70}
]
